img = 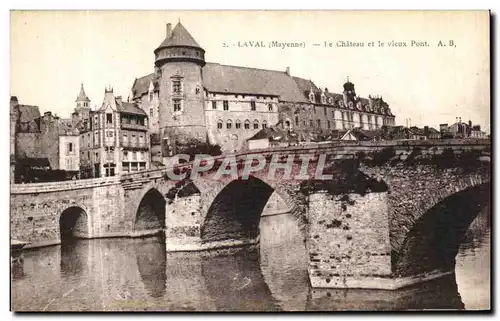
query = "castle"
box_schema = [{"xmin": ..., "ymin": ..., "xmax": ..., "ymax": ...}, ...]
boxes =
[
  {"xmin": 10, "ymin": 21, "xmax": 396, "ymax": 181},
  {"xmin": 128, "ymin": 22, "xmax": 395, "ymax": 161}
]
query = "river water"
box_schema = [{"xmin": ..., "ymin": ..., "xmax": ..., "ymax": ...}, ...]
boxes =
[{"xmin": 11, "ymin": 213, "xmax": 490, "ymax": 311}]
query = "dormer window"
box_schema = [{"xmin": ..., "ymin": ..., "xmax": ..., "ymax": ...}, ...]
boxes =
[
  {"xmin": 309, "ymin": 92, "xmax": 315, "ymax": 103},
  {"xmin": 321, "ymin": 94, "xmax": 326, "ymax": 104}
]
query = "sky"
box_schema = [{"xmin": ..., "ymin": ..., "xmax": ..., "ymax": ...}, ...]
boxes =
[{"xmin": 10, "ymin": 10, "xmax": 490, "ymax": 132}]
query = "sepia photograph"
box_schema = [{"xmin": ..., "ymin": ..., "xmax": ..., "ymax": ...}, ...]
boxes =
[{"xmin": 9, "ymin": 10, "xmax": 491, "ymax": 312}]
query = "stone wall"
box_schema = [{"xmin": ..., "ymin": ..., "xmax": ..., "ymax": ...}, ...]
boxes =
[
  {"xmin": 307, "ymin": 192, "xmax": 391, "ymax": 289},
  {"xmin": 166, "ymin": 195, "xmax": 204, "ymax": 251},
  {"xmin": 360, "ymin": 164, "xmax": 489, "ymax": 268},
  {"xmin": 10, "ymin": 179, "xmax": 125, "ymax": 247},
  {"xmin": 10, "ymin": 188, "xmax": 94, "ymax": 247}
]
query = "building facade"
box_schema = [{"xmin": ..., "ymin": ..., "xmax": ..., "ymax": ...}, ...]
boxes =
[
  {"xmin": 10, "ymin": 96, "xmax": 81, "ymax": 182},
  {"xmin": 126, "ymin": 22, "xmax": 395, "ymax": 156},
  {"xmin": 74, "ymin": 85, "xmax": 150, "ymax": 178}
]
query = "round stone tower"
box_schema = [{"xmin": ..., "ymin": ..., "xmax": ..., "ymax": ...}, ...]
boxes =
[{"xmin": 154, "ymin": 22, "xmax": 207, "ymax": 154}]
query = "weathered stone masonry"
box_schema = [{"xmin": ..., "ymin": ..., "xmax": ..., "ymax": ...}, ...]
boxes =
[{"xmin": 10, "ymin": 140, "xmax": 490, "ymax": 290}]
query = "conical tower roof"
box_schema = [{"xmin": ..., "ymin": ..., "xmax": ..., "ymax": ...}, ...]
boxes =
[
  {"xmin": 155, "ymin": 22, "xmax": 203, "ymax": 52},
  {"xmin": 75, "ymin": 83, "xmax": 90, "ymax": 102}
]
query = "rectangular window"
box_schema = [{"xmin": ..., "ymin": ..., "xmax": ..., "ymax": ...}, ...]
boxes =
[
  {"xmin": 223, "ymin": 100, "xmax": 229, "ymax": 111},
  {"xmin": 106, "ymin": 113, "xmax": 113, "ymax": 124},
  {"xmin": 212, "ymin": 101, "xmax": 217, "ymax": 109},
  {"xmin": 324, "ymin": 107, "xmax": 327, "ymax": 115},
  {"xmin": 327, "ymin": 120, "xmax": 331, "ymax": 129},
  {"xmin": 173, "ymin": 99, "xmax": 182, "ymax": 112},
  {"xmin": 250, "ymin": 101, "xmax": 256, "ymax": 111},
  {"xmin": 172, "ymin": 80, "xmax": 181, "ymax": 93},
  {"xmin": 303, "ymin": 120, "xmax": 306, "ymax": 127},
  {"xmin": 123, "ymin": 151, "xmax": 128, "ymax": 157},
  {"xmin": 309, "ymin": 119, "xmax": 314, "ymax": 127},
  {"xmin": 295, "ymin": 115, "xmax": 299, "ymax": 126},
  {"xmin": 149, "ymin": 108, "xmax": 153, "ymax": 118},
  {"xmin": 68, "ymin": 142, "xmax": 73, "ymax": 152},
  {"xmin": 317, "ymin": 119, "xmax": 321, "ymax": 128},
  {"xmin": 149, "ymin": 92, "xmax": 154, "ymax": 101}
]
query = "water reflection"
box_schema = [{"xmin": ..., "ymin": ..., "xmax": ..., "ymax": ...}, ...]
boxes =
[
  {"xmin": 306, "ymin": 274, "xmax": 464, "ymax": 311},
  {"xmin": 135, "ymin": 239, "xmax": 166, "ymax": 298},
  {"xmin": 11, "ymin": 213, "xmax": 490, "ymax": 311}
]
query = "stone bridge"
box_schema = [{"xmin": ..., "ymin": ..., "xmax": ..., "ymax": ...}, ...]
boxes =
[{"xmin": 10, "ymin": 139, "xmax": 491, "ymax": 289}]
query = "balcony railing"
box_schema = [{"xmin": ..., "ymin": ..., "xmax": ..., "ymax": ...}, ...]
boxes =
[
  {"xmin": 121, "ymin": 123, "xmax": 147, "ymax": 131},
  {"xmin": 121, "ymin": 140, "xmax": 149, "ymax": 149}
]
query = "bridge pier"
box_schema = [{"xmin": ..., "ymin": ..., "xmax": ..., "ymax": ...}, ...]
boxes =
[{"xmin": 306, "ymin": 191, "xmax": 454, "ymax": 290}]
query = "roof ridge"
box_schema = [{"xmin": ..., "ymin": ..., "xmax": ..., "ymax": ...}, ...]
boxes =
[{"xmin": 206, "ymin": 62, "xmax": 288, "ymax": 74}]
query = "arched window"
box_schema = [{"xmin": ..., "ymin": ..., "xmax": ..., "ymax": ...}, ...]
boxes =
[
  {"xmin": 235, "ymin": 119, "xmax": 241, "ymax": 129},
  {"xmin": 244, "ymin": 120, "xmax": 250, "ymax": 130},
  {"xmin": 253, "ymin": 120, "xmax": 259, "ymax": 129},
  {"xmin": 262, "ymin": 120, "xmax": 268, "ymax": 129},
  {"xmin": 217, "ymin": 119, "xmax": 223, "ymax": 129},
  {"xmin": 226, "ymin": 119, "xmax": 232, "ymax": 129}
]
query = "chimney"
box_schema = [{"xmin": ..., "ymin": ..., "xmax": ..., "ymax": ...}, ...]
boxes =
[
  {"xmin": 285, "ymin": 66, "xmax": 291, "ymax": 77},
  {"xmin": 424, "ymin": 126, "xmax": 429, "ymax": 137},
  {"xmin": 469, "ymin": 120, "xmax": 472, "ymax": 127},
  {"xmin": 166, "ymin": 23, "xmax": 172, "ymax": 38},
  {"xmin": 44, "ymin": 111, "xmax": 52, "ymax": 122},
  {"xmin": 325, "ymin": 88, "xmax": 329, "ymax": 93},
  {"xmin": 71, "ymin": 111, "xmax": 80, "ymax": 125},
  {"xmin": 10, "ymin": 96, "xmax": 18, "ymax": 109}
]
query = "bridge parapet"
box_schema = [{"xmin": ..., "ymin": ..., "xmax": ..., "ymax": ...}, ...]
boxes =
[{"xmin": 10, "ymin": 176, "xmax": 121, "ymax": 194}]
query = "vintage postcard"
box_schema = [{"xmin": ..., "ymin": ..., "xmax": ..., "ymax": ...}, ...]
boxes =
[{"xmin": 10, "ymin": 10, "xmax": 491, "ymax": 312}]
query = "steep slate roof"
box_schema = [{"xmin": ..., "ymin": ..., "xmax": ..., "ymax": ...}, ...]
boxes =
[
  {"xmin": 117, "ymin": 101, "xmax": 146, "ymax": 116},
  {"xmin": 155, "ymin": 22, "xmax": 202, "ymax": 51},
  {"xmin": 75, "ymin": 83, "xmax": 90, "ymax": 102},
  {"xmin": 131, "ymin": 73, "xmax": 155, "ymax": 99},
  {"xmin": 18, "ymin": 105, "xmax": 41, "ymax": 123},
  {"xmin": 202, "ymin": 63, "xmax": 309, "ymax": 102},
  {"xmin": 130, "ymin": 64, "xmax": 313, "ymax": 103},
  {"xmin": 57, "ymin": 118, "xmax": 79, "ymax": 136}
]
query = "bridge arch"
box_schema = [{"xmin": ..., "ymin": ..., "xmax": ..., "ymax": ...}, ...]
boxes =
[
  {"xmin": 59, "ymin": 206, "xmax": 89, "ymax": 242},
  {"xmin": 200, "ymin": 175, "xmax": 302, "ymax": 244},
  {"xmin": 134, "ymin": 188, "xmax": 166, "ymax": 232},
  {"xmin": 394, "ymin": 181, "xmax": 490, "ymax": 277}
]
